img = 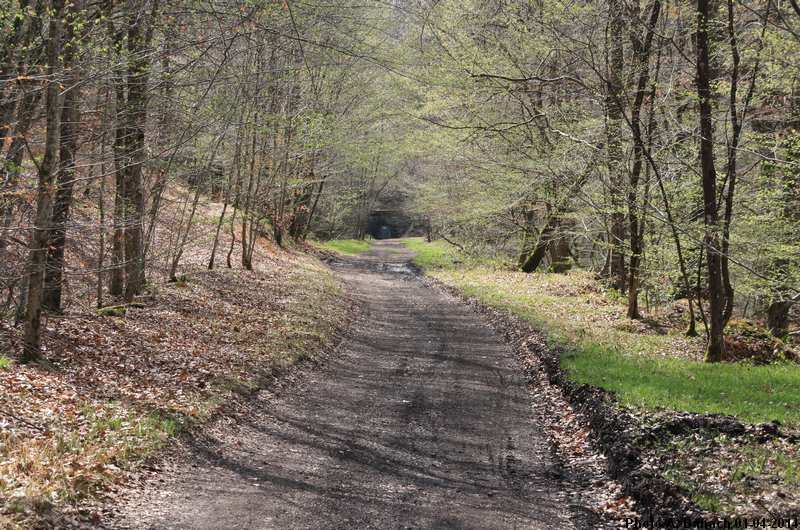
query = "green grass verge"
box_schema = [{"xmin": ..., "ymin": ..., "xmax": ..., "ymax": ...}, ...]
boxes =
[
  {"xmin": 401, "ymin": 237, "xmax": 462, "ymax": 270},
  {"xmin": 401, "ymin": 237, "xmax": 510, "ymax": 270},
  {"xmin": 563, "ymin": 346, "xmax": 799, "ymax": 425},
  {"xmin": 402, "ymin": 238, "xmax": 800, "ymax": 427},
  {"xmin": 314, "ymin": 239, "xmax": 371, "ymax": 256}
]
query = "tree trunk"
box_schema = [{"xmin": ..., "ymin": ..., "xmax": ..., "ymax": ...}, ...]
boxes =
[
  {"xmin": 110, "ymin": 30, "xmax": 127, "ymax": 298},
  {"xmin": 517, "ymin": 210, "xmax": 536, "ymax": 270},
  {"xmin": 110, "ymin": 150, "xmax": 125, "ymax": 297},
  {"xmin": 108, "ymin": 0, "xmax": 158, "ymax": 301},
  {"xmin": 0, "ymin": 89, "xmax": 40, "ymax": 247},
  {"xmin": 22, "ymin": 0, "xmax": 64, "ymax": 362},
  {"xmin": 226, "ymin": 206, "xmax": 237, "ymax": 268},
  {"xmin": 301, "ymin": 175, "xmax": 326, "ymax": 241},
  {"xmin": 97, "ymin": 120, "xmax": 108, "ymax": 308},
  {"xmin": 720, "ymin": 0, "xmax": 768, "ymax": 325},
  {"xmin": 170, "ymin": 134, "xmax": 226, "ymax": 280},
  {"xmin": 606, "ymin": 0, "xmax": 627, "ymax": 292},
  {"xmin": 626, "ymin": 0, "xmax": 661, "ymax": 319},
  {"xmin": 209, "ymin": 125, "xmax": 244, "ymax": 270},
  {"xmin": 548, "ymin": 229, "xmax": 573, "ymax": 273},
  {"xmin": 519, "ymin": 215, "xmax": 559, "ymax": 273},
  {"xmin": 0, "ymin": 0, "xmax": 41, "ymax": 153},
  {"xmin": 43, "ymin": 12, "xmax": 82, "ymax": 312},
  {"xmin": 719, "ymin": 0, "xmax": 740, "ymax": 326},
  {"xmin": 696, "ymin": 0, "xmax": 726, "ymax": 362},
  {"xmin": 1, "ymin": 4, "xmax": 45, "ymax": 245},
  {"xmin": 122, "ymin": 7, "xmax": 154, "ymax": 301},
  {"xmin": 209, "ymin": 197, "xmax": 229, "ymax": 270},
  {"xmin": 766, "ymin": 299, "xmax": 795, "ymax": 338},
  {"xmin": 240, "ymin": 123, "xmax": 257, "ymax": 270}
]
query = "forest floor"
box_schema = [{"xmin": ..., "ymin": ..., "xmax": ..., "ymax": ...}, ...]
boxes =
[
  {"xmin": 102, "ymin": 240, "xmax": 635, "ymax": 529},
  {"xmin": 0, "ymin": 191, "xmax": 348, "ymax": 529},
  {"xmin": 403, "ymin": 237, "xmax": 800, "ymax": 519},
  {"xmin": 0, "ymin": 251, "xmax": 345, "ymax": 529}
]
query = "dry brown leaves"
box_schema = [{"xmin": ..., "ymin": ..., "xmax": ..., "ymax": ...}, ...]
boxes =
[
  {"xmin": 644, "ymin": 426, "xmax": 800, "ymax": 518},
  {"xmin": 1, "ymin": 195, "xmax": 348, "ymax": 527}
]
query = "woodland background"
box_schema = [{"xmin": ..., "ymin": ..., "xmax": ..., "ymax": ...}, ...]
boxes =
[{"xmin": 1, "ymin": 0, "xmax": 800, "ymax": 525}]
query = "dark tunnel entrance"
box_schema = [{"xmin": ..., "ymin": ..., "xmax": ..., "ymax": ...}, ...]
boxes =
[{"xmin": 367, "ymin": 210, "xmax": 413, "ymax": 239}]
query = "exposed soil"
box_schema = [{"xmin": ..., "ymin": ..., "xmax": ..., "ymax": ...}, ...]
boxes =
[{"xmin": 106, "ymin": 241, "xmax": 608, "ymax": 529}]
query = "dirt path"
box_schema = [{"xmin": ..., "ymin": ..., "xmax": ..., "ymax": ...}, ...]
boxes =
[{"xmin": 112, "ymin": 241, "xmax": 593, "ymax": 529}]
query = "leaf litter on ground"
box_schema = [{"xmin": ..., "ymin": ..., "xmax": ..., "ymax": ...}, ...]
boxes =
[{"xmin": 1, "ymin": 194, "xmax": 349, "ymax": 529}]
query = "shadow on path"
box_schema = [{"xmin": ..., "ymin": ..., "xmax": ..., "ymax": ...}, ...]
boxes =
[{"xmin": 112, "ymin": 240, "xmax": 593, "ymax": 530}]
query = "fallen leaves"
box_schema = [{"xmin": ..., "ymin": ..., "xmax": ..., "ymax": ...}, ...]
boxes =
[
  {"xmin": 0, "ymin": 248, "xmax": 347, "ymax": 527},
  {"xmin": 647, "ymin": 427, "xmax": 800, "ymax": 518}
]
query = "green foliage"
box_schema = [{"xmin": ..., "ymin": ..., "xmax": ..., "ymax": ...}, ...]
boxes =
[
  {"xmin": 314, "ymin": 239, "xmax": 371, "ymax": 256},
  {"xmin": 730, "ymin": 444, "xmax": 800, "ymax": 486},
  {"xmin": 402, "ymin": 237, "xmax": 511, "ymax": 270},
  {"xmin": 0, "ymin": 356, "xmax": 12, "ymax": 370},
  {"xmin": 563, "ymin": 346, "xmax": 800, "ymax": 426},
  {"xmin": 422, "ymin": 255, "xmax": 799, "ymax": 425},
  {"xmin": 97, "ymin": 305, "xmax": 126, "ymax": 317},
  {"xmin": 357, "ymin": 0, "xmax": 800, "ymax": 344},
  {"xmin": 402, "ymin": 238, "xmax": 461, "ymax": 270}
]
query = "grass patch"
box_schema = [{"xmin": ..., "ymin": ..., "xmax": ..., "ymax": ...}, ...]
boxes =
[
  {"xmin": 403, "ymin": 239, "xmax": 800, "ymax": 427},
  {"xmin": 0, "ymin": 356, "xmax": 11, "ymax": 370},
  {"xmin": 402, "ymin": 237, "xmax": 511, "ymax": 270},
  {"xmin": 404, "ymin": 237, "xmax": 800, "ymax": 515},
  {"xmin": 97, "ymin": 305, "xmax": 127, "ymax": 317},
  {"xmin": 654, "ymin": 431, "xmax": 800, "ymax": 516},
  {"xmin": 730, "ymin": 443, "xmax": 800, "ymax": 486},
  {"xmin": 314, "ymin": 239, "xmax": 371, "ymax": 255},
  {"xmin": 664, "ymin": 463, "xmax": 723, "ymax": 512},
  {"xmin": 562, "ymin": 346, "xmax": 800, "ymax": 425},
  {"xmin": 0, "ymin": 405, "xmax": 181, "ymax": 520},
  {"xmin": 401, "ymin": 237, "xmax": 462, "ymax": 270}
]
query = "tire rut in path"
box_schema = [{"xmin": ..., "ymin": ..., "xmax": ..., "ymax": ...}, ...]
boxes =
[{"xmin": 113, "ymin": 241, "xmax": 588, "ymax": 530}]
